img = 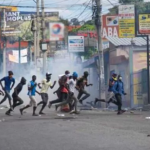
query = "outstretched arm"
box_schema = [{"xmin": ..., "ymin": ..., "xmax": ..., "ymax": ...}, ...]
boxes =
[
  {"xmin": 38, "ymin": 83, "xmax": 42, "ymax": 89},
  {"xmin": 50, "ymin": 81, "xmax": 56, "ymax": 89}
]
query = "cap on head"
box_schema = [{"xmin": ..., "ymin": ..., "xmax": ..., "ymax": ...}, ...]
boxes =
[
  {"xmin": 65, "ymin": 70, "xmax": 70, "ymax": 75},
  {"xmin": 46, "ymin": 72, "xmax": 52, "ymax": 76},
  {"xmin": 84, "ymin": 71, "xmax": 89, "ymax": 76},
  {"xmin": 72, "ymin": 72, "xmax": 78, "ymax": 78},
  {"xmin": 8, "ymin": 71, "xmax": 13, "ymax": 76}
]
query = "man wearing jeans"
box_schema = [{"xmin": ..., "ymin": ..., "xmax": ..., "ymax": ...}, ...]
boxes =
[
  {"xmin": 37, "ymin": 72, "xmax": 56, "ymax": 115},
  {"xmin": 0, "ymin": 71, "xmax": 15, "ymax": 114},
  {"xmin": 76, "ymin": 71, "xmax": 93, "ymax": 104}
]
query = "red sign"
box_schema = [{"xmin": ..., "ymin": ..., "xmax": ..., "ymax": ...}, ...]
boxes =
[{"xmin": 102, "ymin": 15, "xmax": 119, "ymax": 38}]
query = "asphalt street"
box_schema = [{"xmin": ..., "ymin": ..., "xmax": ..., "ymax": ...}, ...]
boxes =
[{"xmin": 0, "ymin": 107, "xmax": 150, "ymax": 150}]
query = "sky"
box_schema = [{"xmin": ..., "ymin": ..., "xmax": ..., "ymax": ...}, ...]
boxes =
[{"xmin": 2, "ymin": 0, "xmax": 150, "ymax": 21}]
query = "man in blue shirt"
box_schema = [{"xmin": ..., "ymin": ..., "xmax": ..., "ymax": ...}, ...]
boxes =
[
  {"xmin": 114, "ymin": 75, "xmax": 127, "ymax": 115},
  {"xmin": 0, "ymin": 71, "xmax": 15, "ymax": 112},
  {"xmin": 94, "ymin": 73, "xmax": 118, "ymax": 105},
  {"xmin": 20, "ymin": 75, "xmax": 40, "ymax": 116}
]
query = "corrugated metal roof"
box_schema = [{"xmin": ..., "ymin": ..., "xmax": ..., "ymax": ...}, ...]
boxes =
[{"xmin": 106, "ymin": 37, "xmax": 148, "ymax": 46}]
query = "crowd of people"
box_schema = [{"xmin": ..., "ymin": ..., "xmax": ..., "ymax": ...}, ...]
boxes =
[
  {"xmin": 0, "ymin": 70, "xmax": 126, "ymax": 116},
  {"xmin": 0, "ymin": 70, "xmax": 93, "ymax": 116}
]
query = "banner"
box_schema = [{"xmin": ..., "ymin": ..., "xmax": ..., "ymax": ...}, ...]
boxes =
[
  {"xmin": 68, "ymin": 36, "xmax": 84, "ymax": 52},
  {"xmin": 139, "ymin": 14, "xmax": 150, "ymax": 34},
  {"xmin": 49, "ymin": 23, "xmax": 65, "ymax": 41},
  {"xmin": 119, "ymin": 5, "xmax": 135, "ymax": 38}
]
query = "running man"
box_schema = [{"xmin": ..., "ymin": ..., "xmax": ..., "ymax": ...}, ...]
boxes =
[
  {"xmin": 94, "ymin": 73, "xmax": 118, "ymax": 105},
  {"xmin": 68, "ymin": 72, "xmax": 79, "ymax": 114},
  {"xmin": 5, "ymin": 77, "xmax": 26, "ymax": 116},
  {"xmin": 37, "ymin": 72, "xmax": 56, "ymax": 115},
  {"xmin": 54, "ymin": 72, "xmax": 79, "ymax": 113},
  {"xmin": 20, "ymin": 75, "xmax": 40, "ymax": 116},
  {"xmin": 114, "ymin": 75, "xmax": 127, "ymax": 115},
  {"xmin": 0, "ymin": 71, "xmax": 15, "ymax": 111},
  {"xmin": 76, "ymin": 71, "xmax": 93, "ymax": 104}
]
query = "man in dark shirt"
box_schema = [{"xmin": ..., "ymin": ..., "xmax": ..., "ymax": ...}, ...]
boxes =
[
  {"xmin": 0, "ymin": 71, "xmax": 15, "ymax": 110},
  {"xmin": 5, "ymin": 77, "xmax": 26, "ymax": 116}
]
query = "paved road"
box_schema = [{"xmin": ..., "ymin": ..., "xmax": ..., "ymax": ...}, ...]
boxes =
[{"xmin": 0, "ymin": 107, "xmax": 150, "ymax": 150}]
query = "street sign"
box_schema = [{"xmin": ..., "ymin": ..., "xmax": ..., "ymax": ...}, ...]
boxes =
[
  {"xmin": 68, "ymin": 36, "xmax": 84, "ymax": 52},
  {"xmin": 139, "ymin": 14, "xmax": 150, "ymax": 34}
]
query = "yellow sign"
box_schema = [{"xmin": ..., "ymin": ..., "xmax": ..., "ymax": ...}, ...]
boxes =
[
  {"xmin": 139, "ymin": 14, "xmax": 150, "ymax": 34},
  {"xmin": 119, "ymin": 19, "xmax": 135, "ymax": 38},
  {"xmin": 0, "ymin": 6, "xmax": 17, "ymax": 11}
]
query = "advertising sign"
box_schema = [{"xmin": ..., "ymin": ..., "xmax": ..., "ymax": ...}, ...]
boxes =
[
  {"xmin": 118, "ymin": 5, "xmax": 135, "ymax": 38},
  {"xmin": 102, "ymin": 15, "xmax": 119, "ymax": 38},
  {"xmin": 9, "ymin": 49, "xmax": 28, "ymax": 63},
  {"xmin": 68, "ymin": 36, "xmax": 84, "ymax": 52},
  {"xmin": 1, "ymin": 11, "xmax": 59, "ymax": 38},
  {"xmin": 0, "ymin": 6, "xmax": 17, "ymax": 11},
  {"xmin": 139, "ymin": 14, "xmax": 150, "ymax": 34},
  {"xmin": 49, "ymin": 23, "xmax": 65, "ymax": 41}
]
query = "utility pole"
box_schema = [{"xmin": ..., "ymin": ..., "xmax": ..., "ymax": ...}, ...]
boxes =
[
  {"xmin": 36, "ymin": 0, "xmax": 40, "ymax": 58},
  {"xmin": 41, "ymin": 0, "xmax": 46, "ymax": 74},
  {"xmin": 31, "ymin": 15, "xmax": 37, "ymax": 64},
  {"xmin": 3, "ymin": 8, "xmax": 6, "ymax": 76},
  {"xmin": 92, "ymin": 0, "xmax": 105, "ymax": 100}
]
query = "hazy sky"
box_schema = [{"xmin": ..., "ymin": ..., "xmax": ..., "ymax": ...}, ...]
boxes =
[{"xmin": 0, "ymin": 0, "xmax": 120, "ymax": 20}]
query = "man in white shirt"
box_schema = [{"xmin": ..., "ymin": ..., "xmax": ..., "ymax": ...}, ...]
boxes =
[
  {"xmin": 38, "ymin": 72, "xmax": 56, "ymax": 115},
  {"xmin": 68, "ymin": 72, "xmax": 79, "ymax": 114}
]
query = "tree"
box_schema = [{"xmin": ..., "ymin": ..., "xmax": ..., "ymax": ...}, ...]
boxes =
[{"xmin": 70, "ymin": 18, "xmax": 80, "ymax": 26}]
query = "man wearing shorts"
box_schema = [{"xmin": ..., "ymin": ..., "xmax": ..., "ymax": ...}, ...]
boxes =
[
  {"xmin": 20, "ymin": 75, "xmax": 40, "ymax": 116},
  {"xmin": 37, "ymin": 72, "xmax": 56, "ymax": 115}
]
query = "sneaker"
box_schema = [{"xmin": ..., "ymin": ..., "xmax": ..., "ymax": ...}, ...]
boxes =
[
  {"xmin": 20, "ymin": 109, "xmax": 23, "ymax": 115},
  {"xmin": 32, "ymin": 114, "xmax": 39, "ymax": 116},
  {"xmin": 121, "ymin": 110, "xmax": 126, "ymax": 114},
  {"xmin": 70, "ymin": 110, "xmax": 76, "ymax": 114},
  {"xmin": 39, "ymin": 112, "xmax": 46, "ymax": 115},
  {"xmin": 5, "ymin": 112, "xmax": 12, "ymax": 116},
  {"xmin": 117, "ymin": 111, "xmax": 122, "ymax": 115}
]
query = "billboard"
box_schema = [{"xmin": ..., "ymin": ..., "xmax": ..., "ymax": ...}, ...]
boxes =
[
  {"xmin": 118, "ymin": 5, "xmax": 135, "ymax": 38},
  {"xmin": 139, "ymin": 14, "xmax": 150, "ymax": 34},
  {"xmin": 68, "ymin": 36, "xmax": 84, "ymax": 52},
  {"xmin": 0, "ymin": 11, "xmax": 59, "ymax": 40},
  {"xmin": 49, "ymin": 23, "xmax": 65, "ymax": 41}
]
